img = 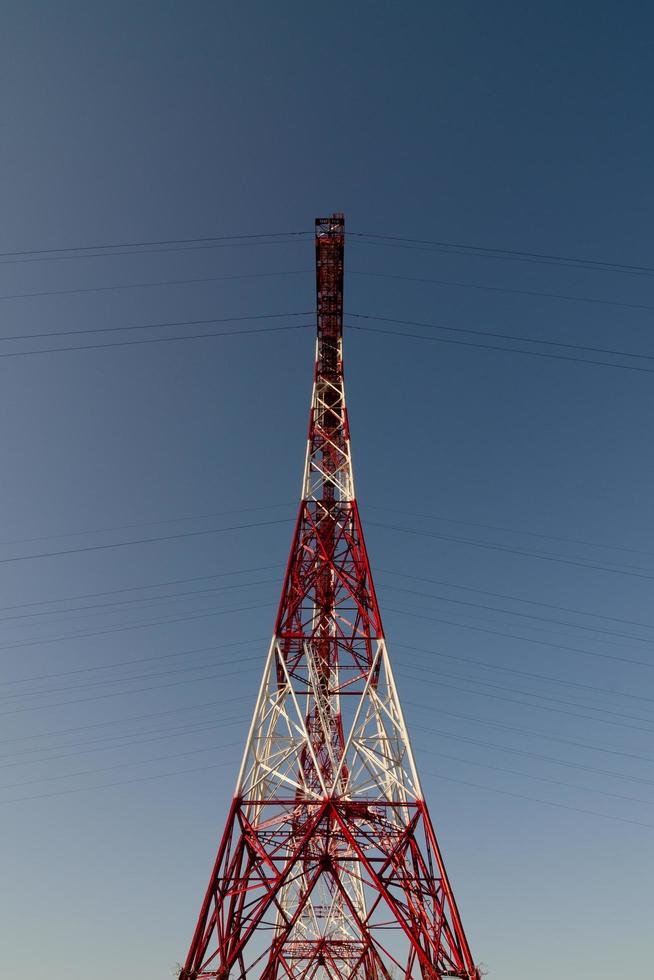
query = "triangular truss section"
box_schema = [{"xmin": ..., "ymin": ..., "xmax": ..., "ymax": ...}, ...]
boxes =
[{"xmin": 179, "ymin": 215, "xmax": 481, "ymax": 980}]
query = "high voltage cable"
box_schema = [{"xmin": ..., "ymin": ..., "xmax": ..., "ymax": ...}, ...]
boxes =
[
  {"xmin": 421, "ymin": 768, "xmax": 654, "ymax": 830},
  {"xmin": 8, "ymin": 697, "xmax": 651, "ymax": 789},
  {"xmin": 0, "ymin": 572, "xmax": 640, "ymax": 664},
  {"xmin": 0, "ymin": 667, "xmax": 254, "ymax": 718},
  {"xmin": 396, "ymin": 666, "xmax": 654, "ymax": 736},
  {"xmin": 385, "ymin": 603, "xmax": 654, "ymax": 670},
  {"xmin": 413, "ymin": 744, "xmax": 654, "ymax": 808},
  {"xmin": 0, "ymin": 576, "xmax": 279, "ymax": 627},
  {"xmin": 0, "ymin": 269, "xmax": 311, "ymax": 303},
  {"xmin": 0, "ymin": 310, "xmax": 312, "ymax": 343},
  {"xmin": 381, "ymin": 580, "xmax": 654, "ymax": 646},
  {"xmin": 4, "ymin": 713, "xmax": 649, "ymax": 806},
  {"xmin": 411, "ymin": 722, "xmax": 654, "ymax": 788},
  {"xmin": 349, "ymin": 313, "xmax": 654, "ymax": 365},
  {"xmin": 1, "ymin": 510, "xmax": 644, "ymax": 578},
  {"xmin": 380, "ymin": 566, "xmax": 654, "ymax": 633},
  {"xmin": 0, "ymin": 600, "xmax": 274, "ymax": 658},
  {"xmin": 0, "ymin": 716, "xmax": 249, "ymax": 768},
  {"xmin": 6, "ymin": 642, "xmax": 646, "ymax": 740},
  {"xmin": 370, "ymin": 504, "xmax": 654, "ymax": 561},
  {"xmin": 1, "ymin": 717, "xmax": 251, "ymax": 764},
  {"xmin": 0, "ymin": 232, "xmax": 312, "ymax": 266},
  {"xmin": 0, "ymin": 743, "xmax": 650, "ymax": 831},
  {"xmin": 0, "ymin": 495, "xmax": 639, "ymax": 560},
  {"xmin": 0, "ymin": 230, "xmax": 310, "ymax": 260},
  {"xmin": 0, "ymin": 759, "xmax": 241, "ymax": 806},
  {"xmin": 0, "ymin": 694, "xmax": 249, "ymax": 746},
  {"xmin": 5, "ymin": 677, "xmax": 651, "ymax": 777},
  {"xmin": 0, "ymin": 502, "xmax": 291, "ymax": 551},
  {"xmin": 0, "ymin": 651, "xmax": 264, "ymax": 702},
  {"xmin": 1, "ymin": 732, "xmax": 650, "ymax": 818},
  {"xmin": 395, "ymin": 641, "xmax": 654, "ymax": 707},
  {"xmin": 351, "ymin": 231, "xmax": 654, "ymax": 278},
  {"xmin": 0, "ymin": 566, "xmax": 282, "ymax": 618},
  {"xmin": 407, "ymin": 700, "xmax": 654, "ymax": 765},
  {"xmin": 369, "ymin": 519, "xmax": 654, "ymax": 581},
  {"xmin": 349, "ymin": 269, "xmax": 654, "ymax": 314},
  {"xmin": 0, "ymin": 516, "xmax": 291, "ymax": 566},
  {"xmin": 0, "ymin": 635, "xmax": 267, "ymax": 687},
  {"xmin": 0, "ymin": 739, "xmax": 244, "ymax": 792},
  {"xmin": 350, "ymin": 323, "xmax": 654, "ymax": 375},
  {"xmin": 0, "ymin": 322, "xmax": 313, "ymax": 360}
]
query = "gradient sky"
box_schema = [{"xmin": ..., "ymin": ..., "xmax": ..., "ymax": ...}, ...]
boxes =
[{"xmin": 1, "ymin": 3, "xmax": 653, "ymax": 978}]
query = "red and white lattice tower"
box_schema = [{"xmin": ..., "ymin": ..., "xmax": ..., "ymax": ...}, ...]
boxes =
[{"xmin": 179, "ymin": 214, "xmax": 480, "ymax": 980}]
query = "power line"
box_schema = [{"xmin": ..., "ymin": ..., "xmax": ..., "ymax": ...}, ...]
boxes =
[
  {"xmin": 0, "ymin": 231, "xmax": 312, "ymax": 267},
  {"xmin": 0, "ymin": 566, "xmax": 281, "ymax": 619},
  {"xmin": 394, "ymin": 641, "xmax": 654, "ymax": 707},
  {"xmin": 380, "ymin": 566, "xmax": 654, "ymax": 633},
  {"xmin": 0, "ymin": 577, "xmax": 279, "ymax": 629},
  {"xmin": 369, "ymin": 519, "xmax": 654, "ymax": 581},
  {"xmin": 406, "ymin": 699, "xmax": 654, "ymax": 765},
  {"xmin": 0, "ymin": 635, "xmax": 267, "ymax": 687},
  {"xmin": 0, "ymin": 310, "xmax": 312, "ymax": 343},
  {"xmin": 0, "ymin": 648, "xmax": 266, "ymax": 702},
  {"xmin": 0, "ymin": 230, "xmax": 310, "ymax": 260},
  {"xmin": 369, "ymin": 503, "xmax": 654, "ymax": 561},
  {"xmin": 349, "ymin": 323, "xmax": 654, "ymax": 374},
  {"xmin": 411, "ymin": 722, "xmax": 654, "ymax": 788},
  {"xmin": 0, "ymin": 715, "xmax": 248, "ymax": 768},
  {"xmin": 0, "ymin": 516, "xmax": 291, "ymax": 566},
  {"xmin": 385, "ymin": 603, "xmax": 654, "ymax": 670},
  {"xmin": 1, "ymin": 738, "xmax": 650, "ymax": 832},
  {"xmin": 0, "ymin": 662, "xmax": 255, "ymax": 718},
  {"xmin": 396, "ymin": 665, "xmax": 654, "ymax": 736},
  {"xmin": 421, "ymin": 768, "xmax": 654, "ymax": 830},
  {"xmin": 413, "ymin": 743, "xmax": 654, "ymax": 808},
  {"xmin": 0, "ymin": 759, "xmax": 239, "ymax": 806},
  {"xmin": 0, "ymin": 269, "xmax": 311, "ymax": 303},
  {"xmin": 349, "ymin": 269, "xmax": 654, "ymax": 314},
  {"xmin": 0, "ymin": 600, "xmax": 274, "ymax": 659},
  {"xmin": 0, "ymin": 736, "xmax": 245, "ymax": 789},
  {"xmin": 0, "ymin": 502, "xmax": 291, "ymax": 551},
  {"xmin": 0, "ymin": 321, "xmax": 313, "ymax": 360},
  {"xmin": 381, "ymin": 580, "xmax": 654, "ymax": 647},
  {"xmin": 351, "ymin": 231, "xmax": 654, "ymax": 278},
  {"xmin": 0, "ymin": 718, "xmax": 244, "ymax": 770},
  {"xmin": 0, "ymin": 693, "xmax": 251, "ymax": 746},
  {"xmin": 351, "ymin": 311, "xmax": 654, "ymax": 362}
]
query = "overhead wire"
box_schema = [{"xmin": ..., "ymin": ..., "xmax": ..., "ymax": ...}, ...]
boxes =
[
  {"xmin": 0, "ymin": 231, "xmax": 312, "ymax": 266},
  {"xmin": 384, "ymin": 602, "xmax": 654, "ymax": 669},
  {"xmin": 348, "ymin": 323, "xmax": 654, "ymax": 375},
  {"xmin": 369, "ymin": 503, "xmax": 654, "ymax": 562},
  {"xmin": 394, "ymin": 641, "xmax": 654, "ymax": 707},
  {"xmin": 350, "ymin": 231, "xmax": 654, "ymax": 278},
  {"xmin": 368, "ymin": 518, "xmax": 654, "ymax": 581},
  {"xmin": 0, "ymin": 515, "xmax": 291, "ymax": 566},
  {"xmin": 395, "ymin": 665, "xmax": 654, "ymax": 735},
  {"xmin": 406, "ymin": 699, "xmax": 654, "ymax": 764},
  {"xmin": 0, "ymin": 268, "xmax": 312, "ymax": 303},
  {"xmin": 0, "ymin": 321, "xmax": 313, "ymax": 360},
  {"xmin": 349, "ymin": 269, "xmax": 654, "ymax": 314},
  {"xmin": 350, "ymin": 311, "xmax": 654, "ymax": 363},
  {"xmin": 0, "ymin": 310, "xmax": 313, "ymax": 344},
  {"xmin": 380, "ymin": 580, "xmax": 654, "ymax": 647},
  {"xmin": 378, "ymin": 565, "xmax": 654, "ymax": 631}
]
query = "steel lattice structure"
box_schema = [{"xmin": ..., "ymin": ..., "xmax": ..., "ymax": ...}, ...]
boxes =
[{"xmin": 179, "ymin": 214, "xmax": 480, "ymax": 980}]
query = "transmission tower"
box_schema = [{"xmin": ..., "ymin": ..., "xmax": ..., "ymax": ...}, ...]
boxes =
[{"xmin": 179, "ymin": 214, "xmax": 481, "ymax": 980}]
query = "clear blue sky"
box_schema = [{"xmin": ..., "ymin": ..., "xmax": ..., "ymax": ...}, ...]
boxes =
[{"xmin": 0, "ymin": 2, "xmax": 652, "ymax": 977}]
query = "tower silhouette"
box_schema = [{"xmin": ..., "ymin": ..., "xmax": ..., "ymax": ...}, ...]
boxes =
[{"xmin": 179, "ymin": 214, "xmax": 480, "ymax": 980}]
